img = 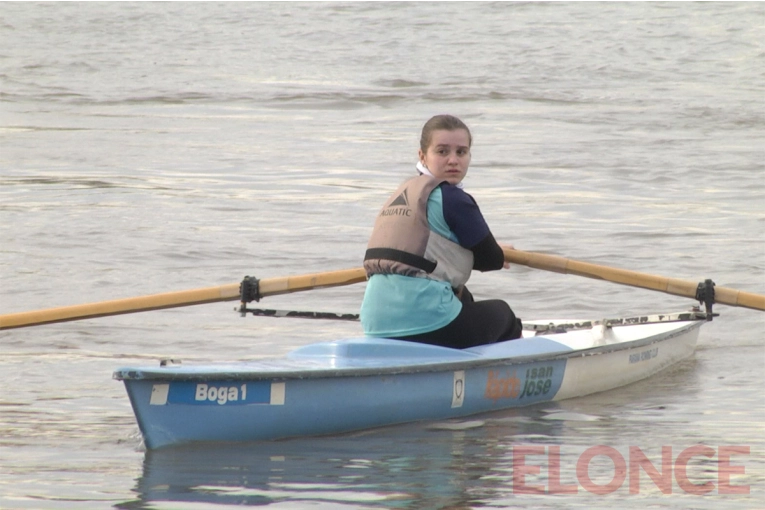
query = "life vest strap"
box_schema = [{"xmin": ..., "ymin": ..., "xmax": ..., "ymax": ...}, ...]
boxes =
[{"xmin": 364, "ymin": 248, "xmax": 437, "ymax": 274}]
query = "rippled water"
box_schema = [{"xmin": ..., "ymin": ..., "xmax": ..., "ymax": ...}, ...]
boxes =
[{"xmin": 1, "ymin": 2, "xmax": 763, "ymax": 508}]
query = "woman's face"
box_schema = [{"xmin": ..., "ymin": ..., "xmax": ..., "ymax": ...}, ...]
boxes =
[{"xmin": 419, "ymin": 128, "xmax": 471, "ymax": 185}]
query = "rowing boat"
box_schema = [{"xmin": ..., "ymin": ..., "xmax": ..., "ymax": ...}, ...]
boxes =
[{"xmin": 114, "ymin": 309, "xmax": 708, "ymax": 450}]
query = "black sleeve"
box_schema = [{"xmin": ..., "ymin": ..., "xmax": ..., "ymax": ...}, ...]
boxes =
[{"xmin": 471, "ymin": 232, "xmax": 505, "ymax": 272}]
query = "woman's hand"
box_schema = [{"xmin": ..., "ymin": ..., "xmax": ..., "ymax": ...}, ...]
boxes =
[{"xmin": 499, "ymin": 243, "xmax": 514, "ymax": 269}]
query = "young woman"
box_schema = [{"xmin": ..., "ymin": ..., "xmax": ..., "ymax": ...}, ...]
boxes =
[{"xmin": 360, "ymin": 114, "xmax": 522, "ymax": 349}]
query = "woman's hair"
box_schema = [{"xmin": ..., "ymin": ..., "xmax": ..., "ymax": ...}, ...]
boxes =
[{"xmin": 420, "ymin": 114, "xmax": 473, "ymax": 152}]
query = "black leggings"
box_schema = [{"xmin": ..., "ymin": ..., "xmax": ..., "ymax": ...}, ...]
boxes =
[{"xmin": 393, "ymin": 289, "xmax": 522, "ymax": 349}]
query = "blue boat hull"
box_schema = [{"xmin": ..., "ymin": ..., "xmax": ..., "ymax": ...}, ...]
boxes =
[
  {"xmin": 116, "ymin": 314, "xmax": 704, "ymax": 449},
  {"xmin": 124, "ymin": 359, "xmax": 567, "ymax": 449}
]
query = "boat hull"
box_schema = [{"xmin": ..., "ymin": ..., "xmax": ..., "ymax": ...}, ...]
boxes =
[
  {"xmin": 553, "ymin": 322, "xmax": 699, "ymax": 401},
  {"xmin": 116, "ymin": 314, "xmax": 704, "ymax": 449}
]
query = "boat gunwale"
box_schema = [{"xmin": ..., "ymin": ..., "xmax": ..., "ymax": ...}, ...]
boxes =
[{"xmin": 113, "ymin": 318, "xmax": 705, "ymax": 382}]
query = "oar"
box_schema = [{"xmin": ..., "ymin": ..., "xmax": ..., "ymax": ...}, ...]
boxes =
[
  {"xmin": 4, "ymin": 250, "xmax": 762, "ymax": 330},
  {"xmin": 503, "ymin": 248, "xmax": 765, "ymax": 312},
  {"xmin": 0, "ymin": 268, "xmax": 368, "ymax": 330}
]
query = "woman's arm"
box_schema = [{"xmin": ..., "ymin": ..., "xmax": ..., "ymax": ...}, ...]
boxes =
[
  {"xmin": 471, "ymin": 233, "xmax": 506, "ymax": 271},
  {"xmin": 440, "ymin": 185, "xmax": 509, "ymax": 271}
]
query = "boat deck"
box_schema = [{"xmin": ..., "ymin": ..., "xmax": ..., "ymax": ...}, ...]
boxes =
[{"xmin": 114, "ymin": 312, "xmax": 707, "ymax": 381}]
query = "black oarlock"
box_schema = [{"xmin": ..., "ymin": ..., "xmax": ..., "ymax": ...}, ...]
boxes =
[
  {"xmin": 695, "ymin": 278, "xmax": 716, "ymax": 320},
  {"xmin": 238, "ymin": 275, "xmax": 261, "ymax": 317}
]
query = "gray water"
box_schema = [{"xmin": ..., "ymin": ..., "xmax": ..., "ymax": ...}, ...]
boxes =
[{"xmin": 1, "ymin": 2, "xmax": 763, "ymax": 508}]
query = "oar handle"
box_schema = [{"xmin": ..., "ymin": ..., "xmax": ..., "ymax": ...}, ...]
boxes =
[
  {"xmin": 503, "ymin": 248, "xmax": 765, "ymax": 312},
  {"xmin": 0, "ymin": 268, "xmax": 368, "ymax": 330}
]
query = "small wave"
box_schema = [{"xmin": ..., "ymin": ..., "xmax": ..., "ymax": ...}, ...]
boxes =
[
  {"xmin": 608, "ymin": 230, "xmax": 715, "ymax": 239},
  {"xmin": 267, "ymin": 91, "xmax": 408, "ymax": 110},
  {"xmin": 0, "ymin": 177, "xmax": 119, "ymax": 189},
  {"xmin": 117, "ymin": 92, "xmax": 217, "ymax": 105},
  {"xmin": 0, "ymin": 176, "xmax": 174, "ymax": 191},
  {"xmin": 371, "ymin": 78, "xmax": 428, "ymax": 88},
  {"xmin": 1, "ymin": 125, "xmax": 90, "ymax": 133}
]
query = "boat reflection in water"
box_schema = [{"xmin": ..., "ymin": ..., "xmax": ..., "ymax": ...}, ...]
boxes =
[{"xmin": 117, "ymin": 406, "xmax": 568, "ymax": 509}]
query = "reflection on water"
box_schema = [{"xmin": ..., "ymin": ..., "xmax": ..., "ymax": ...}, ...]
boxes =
[{"xmin": 116, "ymin": 408, "xmax": 567, "ymax": 509}]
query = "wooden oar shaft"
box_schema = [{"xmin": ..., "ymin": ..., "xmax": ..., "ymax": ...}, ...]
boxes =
[
  {"xmin": 0, "ymin": 268, "xmax": 368, "ymax": 330},
  {"xmin": 503, "ymin": 248, "xmax": 765, "ymax": 312},
  {"xmin": 258, "ymin": 268, "xmax": 367, "ymax": 297}
]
